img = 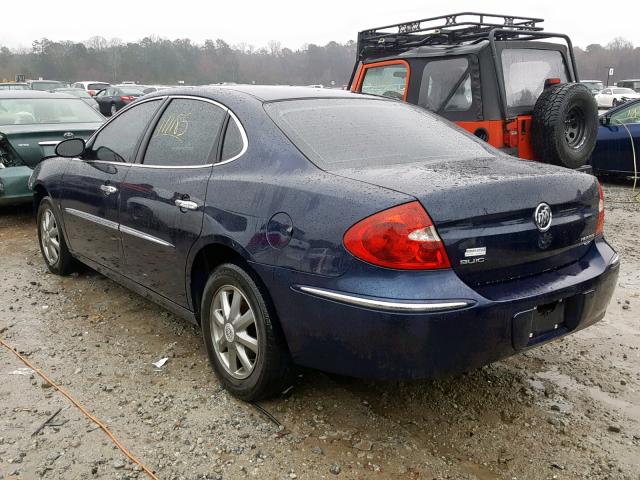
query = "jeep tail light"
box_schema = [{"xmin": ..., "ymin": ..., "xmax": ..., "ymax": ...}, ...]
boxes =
[
  {"xmin": 343, "ymin": 201, "xmax": 451, "ymax": 270},
  {"xmin": 544, "ymin": 78, "xmax": 561, "ymax": 89},
  {"xmin": 596, "ymin": 182, "xmax": 605, "ymax": 236}
]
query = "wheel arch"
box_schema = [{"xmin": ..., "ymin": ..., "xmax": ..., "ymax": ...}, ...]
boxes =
[{"xmin": 187, "ymin": 240, "xmax": 269, "ymax": 325}]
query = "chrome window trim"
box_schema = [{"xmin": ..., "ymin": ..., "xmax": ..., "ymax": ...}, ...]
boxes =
[
  {"xmin": 64, "ymin": 207, "xmax": 118, "ymax": 230},
  {"xmin": 39, "ymin": 141, "xmax": 61, "ymax": 146},
  {"xmin": 135, "ymin": 95, "xmax": 249, "ymax": 169},
  {"xmin": 297, "ymin": 286, "xmax": 472, "ymax": 313},
  {"xmin": 120, "ymin": 225, "xmax": 174, "ymax": 248},
  {"xmin": 70, "ymin": 94, "xmax": 248, "ymax": 169}
]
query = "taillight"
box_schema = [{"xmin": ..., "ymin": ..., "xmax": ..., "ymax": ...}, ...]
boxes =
[
  {"xmin": 120, "ymin": 95, "xmax": 134, "ymax": 101},
  {"xmin": 343, "ymin": 201, "xmax": 451, "ymax": 270},
  {"xmin": 88, "ymin": 90, "xmax": 96, "ymax": 96},
  {"xmin": 596, "ymin": 182, "xmax": 605, "ymax": 236}
]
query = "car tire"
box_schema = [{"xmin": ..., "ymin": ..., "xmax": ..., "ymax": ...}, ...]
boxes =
[
  {"xmin": 201, "ymin": 263, "xmax": 292, "ymax": 401},
  {"xmin": 110, "ymin": 104, "xmax": 117, "ymax": 116},
  {"xmin": 612, "ymin": 99, "xmax": 619, "ymax": 107},
  {"xmin": 37, "ymin": 197, "xmax": 74, "ymax": 275},
  {"xmin": 532, "ymin": 83, "xmax": 598, "ymax": 169}
]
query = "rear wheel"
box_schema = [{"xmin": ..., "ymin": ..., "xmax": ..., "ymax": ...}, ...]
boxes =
[
  {"xmin": 201, "ymin": 263, "xmax": 291, "ymax": 401},
  {"xmin": 110, "ymin": 104, "xmax": 117, "ymax": 116},
  {"xmin": 37, "ymin": 197, "xmax": 74, "ymax": 275},
  {"xmin": 532, "ymin": 83, "xmax": 598, "ymax": 169},
  {"xmin": 612, "ymin": 99, "xmax": 619, "ymax": 107}
]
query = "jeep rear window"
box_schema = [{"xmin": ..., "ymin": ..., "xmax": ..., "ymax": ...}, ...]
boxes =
[
  {"xmin": 501, "ymin": 49, "xmax": 568, "ymax": 110},
  {"xmin": 264, "ymin": 98, "xmax": 492, "ymax": 170}
]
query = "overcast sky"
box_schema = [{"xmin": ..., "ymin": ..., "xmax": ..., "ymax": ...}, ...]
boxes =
[{"xmin": 1, "ymin": 0, "xmax": 635, "ymax": 51}]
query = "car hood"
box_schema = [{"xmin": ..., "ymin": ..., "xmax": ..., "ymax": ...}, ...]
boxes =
[{"xmin": 0, "ymin": 122, "xmax": 102, "ymax": 168}]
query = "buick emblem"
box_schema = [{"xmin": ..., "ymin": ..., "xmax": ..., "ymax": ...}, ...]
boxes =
[
  {"xmin": 533, "ymin": 203, "xmax": 552, "ymax": 232},
  {"xmin": 63, "ymin": 132, "xmax": 74, "ymax": 139}
]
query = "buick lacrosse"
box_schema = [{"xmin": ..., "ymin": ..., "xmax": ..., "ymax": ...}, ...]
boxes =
[{"xmin": 30, "ymin": 86, "xmax": 619, "ymax": 400}]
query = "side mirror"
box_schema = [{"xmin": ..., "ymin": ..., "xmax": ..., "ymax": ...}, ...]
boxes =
[{"xmin": 55, "ymin": 138, "xmax": 85, "ymax": 157}]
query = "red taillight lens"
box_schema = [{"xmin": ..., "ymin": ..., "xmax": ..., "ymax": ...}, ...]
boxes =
[
  {"xmin": 343, "ymin": 201, "xmax": 451, "ymax": 270},
  {"xmin": 544, "ymin": 78, "xmax": 561, "ymax": 88},
  {"xmin": 120, "ymin": 95, "xmax": 134, "ymax": 101},
  {"xmin": 596, "ymin": 182, "xmax": 605, "ymax": 236},
  {"xmin": 88, "ymin": 90, "xmax": 96, "ymax": 96}
]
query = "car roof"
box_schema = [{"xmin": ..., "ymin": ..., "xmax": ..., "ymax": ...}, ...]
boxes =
[
  {"xmin": 620, "ymin": 79, "xmax": 640, "ymax": 82},
  {"xmin": 151, "ymin": 85, "xmax": 367, "ymax": 102},
  {"xmin": 0, "ymin": 91, "xmax": 79, "ymax": 99}
]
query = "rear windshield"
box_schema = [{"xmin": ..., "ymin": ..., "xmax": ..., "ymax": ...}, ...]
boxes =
[
  {"xmin": 501, "ymin": 49, "xmax": 569, "ymax": 111},
  {"xmin": 88, "ymin": 83, "xmax": 110, "ymax": 91},
  {"xmin": 264, "ymin": 98, "xmax": 492, "ymax": 169},
  {"xmin": 0, "ymin": 98, "xmax": 104, "ymax": 125}
]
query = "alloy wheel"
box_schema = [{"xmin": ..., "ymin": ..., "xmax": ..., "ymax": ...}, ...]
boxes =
[
  {"xmin": 210, "ymin": 285, "xmax": 260, "ymax": 379},
  {"xmin": 40, "ymin": 209, "xmax": 60, "ymax": 265}
]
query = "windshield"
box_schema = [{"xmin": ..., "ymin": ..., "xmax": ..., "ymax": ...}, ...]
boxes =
[
  {"xmin": 0, "ymin": 84, "xmax": 29, "ymax": 90},
  {"xmin": 613, "ymin": 88, "xmax": 636, "ymax": 95},
  {"xmin": 264, "ymin": 98, "xmax": 493, "ymax": 170},
  {"xmin": 0, "ymin": 98, "xmax": 104, "ymax": 125},
  {"xmin": 501, "ymin": 49, "xmax": 569, "ymax": 111}
]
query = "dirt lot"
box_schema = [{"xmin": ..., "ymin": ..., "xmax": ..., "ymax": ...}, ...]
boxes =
[{"xmin": 1, "ymin": 181, "xmax": 639, "ymax": 480}]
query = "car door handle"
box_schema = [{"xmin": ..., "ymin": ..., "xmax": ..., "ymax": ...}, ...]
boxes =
[
  {"xmin": 100, "ymin": 184, "xmax": 118, "ymax": 194},
  {"xmin": 174, "ymin": 199, "xmax": 199, "ymax": 211}
]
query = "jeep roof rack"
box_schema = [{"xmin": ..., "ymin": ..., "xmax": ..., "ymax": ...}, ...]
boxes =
[{"xmin": 356, "ymin": 12, "xmax": 547, "ymax": 60}]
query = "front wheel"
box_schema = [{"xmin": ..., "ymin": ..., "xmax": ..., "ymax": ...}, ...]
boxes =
[
  {"xmin": 201, "ymin": 263, "xmax": 291, "ymax": 401},
  {"xmin": 37, "ymin": 197, "xmax": 74, "ymax": 275},
  {"xmin": 612, "ymin": 99, "xmax": 619, "ymax": 107}
]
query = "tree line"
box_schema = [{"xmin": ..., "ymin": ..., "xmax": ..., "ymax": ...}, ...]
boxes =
[
  {"xmin": 0, "ymin": 36, "xmax": 356, "ymax": 87},
  {"xmin": 0, "ymin": 35, "xmax": 638, "ymax": 87}
]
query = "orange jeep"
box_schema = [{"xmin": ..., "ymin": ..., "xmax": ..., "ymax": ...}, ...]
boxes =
[{"xmin": 349, "ymin": 12, "xmax": 598, "ymax": 169}]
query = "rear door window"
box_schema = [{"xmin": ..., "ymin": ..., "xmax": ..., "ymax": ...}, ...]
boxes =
[
  {"xmin": 501, "ymin": 49, "xmax": 569, "ymax": 110},
  {"xmin": 360, "ymin": 63, "xmax": 408, "ymax": 100},
  {"xmin": 142, "ymin": 98, "xmax": 226, "ymax": 167}
]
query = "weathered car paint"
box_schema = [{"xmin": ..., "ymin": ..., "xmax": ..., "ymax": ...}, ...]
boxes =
[{"xmin": 32, "ymin": 86, "xmax": 620, "ymax": 379}]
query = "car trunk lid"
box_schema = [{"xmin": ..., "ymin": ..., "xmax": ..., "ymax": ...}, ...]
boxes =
[
  {"xmin": 332, "ymin": 156, "xmax": 599, "ymax": 287},
  {"xmin": 0, "ymin": 123, "xmax": 101, "ymax": 167}
]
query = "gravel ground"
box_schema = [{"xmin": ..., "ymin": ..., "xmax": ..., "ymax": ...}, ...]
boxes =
[{"xmin": 0, "ymin": 180, "xmax": 639, "ymax": 480}]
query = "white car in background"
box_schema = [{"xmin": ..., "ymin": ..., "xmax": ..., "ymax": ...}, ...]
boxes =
[
  {"xmin": 71, "ymin": 81, "xmax": 111, "ymax": 96},
  {"xmin": 595, "ymin": 87, "xmax": 640, "ymax": 108}
]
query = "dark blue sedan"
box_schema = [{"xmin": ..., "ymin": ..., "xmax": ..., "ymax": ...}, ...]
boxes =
[
  {"xmin": 591, "ymin": 99, "xmax": 640, "ymax": 177},
  {"xmin": 29, "ymin": 86, "xmax": 619, "ymax": 400}
]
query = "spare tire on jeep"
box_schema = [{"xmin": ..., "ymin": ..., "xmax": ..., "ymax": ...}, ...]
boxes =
[{"xmin": 531, "ymin": 83, "xmax": 598, "ymax": 169}]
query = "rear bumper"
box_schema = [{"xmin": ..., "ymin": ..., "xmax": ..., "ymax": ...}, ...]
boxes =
[{"xmin": 255, "ymin": 239, "xmax": 619, "ymax": 379}]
